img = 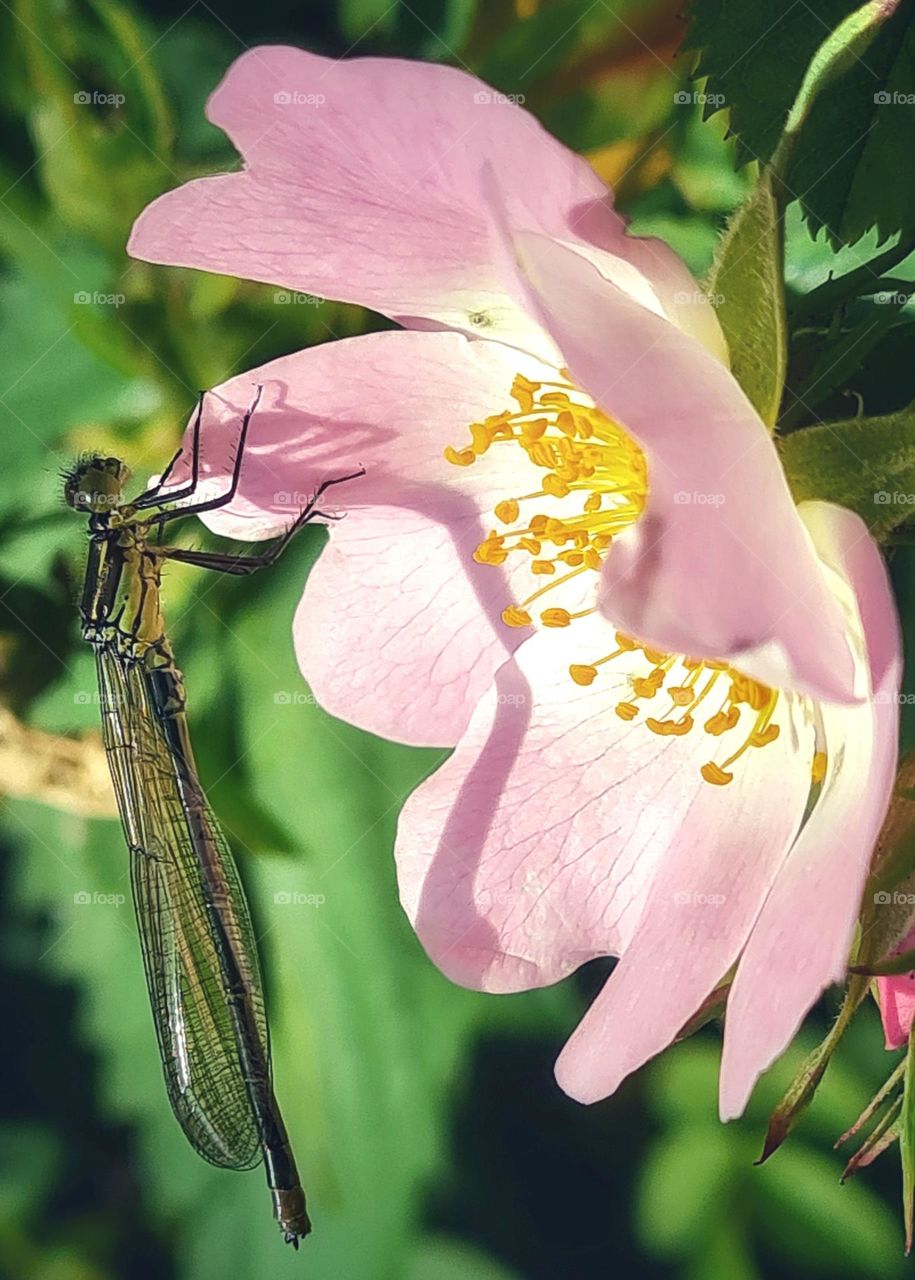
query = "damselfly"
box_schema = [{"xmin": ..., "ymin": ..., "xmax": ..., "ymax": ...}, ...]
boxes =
[{"xmin": 64, "ymin": 387, "xmax": 361, "ymax": 1246}]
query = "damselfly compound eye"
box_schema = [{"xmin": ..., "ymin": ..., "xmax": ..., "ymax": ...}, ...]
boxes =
[{"xmin": 63, "ymin": 455, "xmax": 131, "ymax": 513}]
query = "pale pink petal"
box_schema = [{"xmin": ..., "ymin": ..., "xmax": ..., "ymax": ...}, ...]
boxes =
[
  {"xmin": 508, "ymin": 230, "xmax": 860, "ymax": 705},
  {"xmin": 395, "ymin": 612, "xmax": 813, "ymax": 1074},
  {"xmin": 160, "ymin": 330, "xmax": 564, "ymax": 745},
  {"xmin": 719, "ymin": 503, "xmax": 901, "ymax": 1119},
  {"xmin": 158, "ymin": 329, "xmax": 557, "ymax": 536},
  {"xmin": 293, "ymin": 508, "xmax": 515, "ymax": 747},
  {"xmin": 128, "ymin": 46, "xmax": 636, "ymax": 359},
  {"xmin": 876, "ymin": 924, "xmax": 915, "ymax": 1049}
]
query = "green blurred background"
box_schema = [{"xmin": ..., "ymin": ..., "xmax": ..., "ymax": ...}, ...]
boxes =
[{"xmin": 0, "ymin": 1, "xmax": 911, "ymax": 1277}]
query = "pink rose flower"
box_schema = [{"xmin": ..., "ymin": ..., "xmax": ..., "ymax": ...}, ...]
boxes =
[{"xmin": 129, "ymin": 46, "xmax": 902, "ymax": 1118}]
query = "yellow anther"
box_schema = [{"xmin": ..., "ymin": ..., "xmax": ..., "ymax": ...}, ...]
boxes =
[
  {"xmin": 749, "ymin": 724, "xmax": 780, "ymax": 747},
  {"xmin": 616, "ymin": 701, "xmax": 639, "ymax": 721},
  {"xmin": 531, "ymin": 560, "xmax": 555, "ymax": 575},
  {"xmin": 632, "ymin": 675, "xmax": 663, "ymax": 698},
  {"xmin": 541, "ymin": 473, "xmax": 571, "ymax": 499},
  {"xmin": 541, "ymin": 608, "xmax": 572, "ymax": 628},
  {"xmin": 559, "ymin": 551, "xmax": 584, "ymax": 566},
  {"xmin": 518, "ymin": 537, "xmax": 541, "ymax": 554},
  {"xmin": 511, "ymin": 374, "xmax": 540, "ymax": 413},
  {"xmin": 812, "ymin": 751, "xmax": 828, "ymax": 784},
  {"xmin": 473, "ymin": 536, "xmax": 507, "ymax": 566},
  {"xmin": 701, "ymin": 762, "xmax": 734, "ymax": 786},
  {"xmin": 521, "ymin": 418, "xmax": 548, "ymax": 441},
  {"xmin": 584, "ymin": 492, "xmax": 602, "ymax": 513},
  {"xmin": 646, "ymin": 715, "xmax": 694, "ymax": 737},
  {"xmin": 569, "ymin": 664, "xmax": 598, "ymax": 686},
  {"xmin": 584, "ymin": 549, "xmax": 602, "ymax": 571},
  {"xmin": 669, "ymin": 686, "xmax": 694, "ymax": 706},
  {"xmin": 494, "ymin": 498, "xmax": 520, "ymax": 524},
  {"xmin": 470, "ymin": 422, "xmax": 494, "ymax": 454},
  {"xmin": 704, "ymin": 707, "xmax": 740, "ymax": 736},
  {"xmin": 502, "ymin": 606, "xmax": 532, "ymax": 628},
  {"xmin": 444, "ymin": 445, "xmax": 475, "ymax": 467}
]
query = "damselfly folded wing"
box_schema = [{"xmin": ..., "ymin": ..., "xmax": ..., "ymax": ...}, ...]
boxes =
[{"xmin": 96, "ymin": 647, "xmax": 268, "ymax": 1170}]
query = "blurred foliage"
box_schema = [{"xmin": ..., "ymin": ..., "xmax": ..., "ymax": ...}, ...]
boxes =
[{"xmin": 0, "ymin": 1, "xmax": 914, "ymax": 1279}]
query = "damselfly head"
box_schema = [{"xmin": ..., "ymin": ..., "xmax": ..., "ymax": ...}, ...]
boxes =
[{"xmin": 63, "ymin": 455, "xmax": 131, "ymax": 514}]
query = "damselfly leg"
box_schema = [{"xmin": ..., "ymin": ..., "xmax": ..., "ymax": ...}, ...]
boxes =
[
  {"xmin": 133, "ymin": 384, "xmax": 264, "ymax": 513},
  {"xmin": 163, "ymin": 469, "xmax": 366, "ymax": 575}
]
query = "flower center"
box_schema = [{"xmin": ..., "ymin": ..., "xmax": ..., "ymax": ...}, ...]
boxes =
[
  {"xmin": 444, "ymin": 372, "xmax": 647, "ymax": 619},
  {"xmin": 444, "ymin": 371, "xmax": 821, "ymax": 788}
]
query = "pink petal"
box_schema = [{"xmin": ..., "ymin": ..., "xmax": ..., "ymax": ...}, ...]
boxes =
[
  {"xmin": 163, "ymin": 329, "xmax": 561, "ymax": 745},
  {"xmin": 507, "ymin": 231, "xmax": 860, "ymax": 705},
  {"xmin": 719, "ymin": 503, "xmax": 901, "ymax": 1119},
  {"xmin": 128, "ymin": 46, "xmax": 633, "ymax": 359},
  {"xmin": 293, "ymin": 507, "xmax": 514, "ymax": 747},
  {"xmin": 876, "ymin": 924, "xmax": 915, "ymax": 1049},
  {"xmin": 395, "ymin": 612, "xmax": 812, "ymax": 1078}
]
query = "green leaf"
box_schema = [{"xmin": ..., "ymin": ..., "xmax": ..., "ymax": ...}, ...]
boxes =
[
  {"xmin": 706, "ymin": 169, "xmax": 786, "ymax": 429},
  {"xmin": 778, "ymin": 403, "xmax": 915, "ymax": 537},
  {"xmin": 789, "ymin": 5, "xmax": 915, "ymax": 247},
  {"xmin": 686, "ymin": 0, "xmax": 915, "ymax": 246},
  {"xmin": 684, "ymin": 0, "xmax": 860, "ymax": 165}
]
